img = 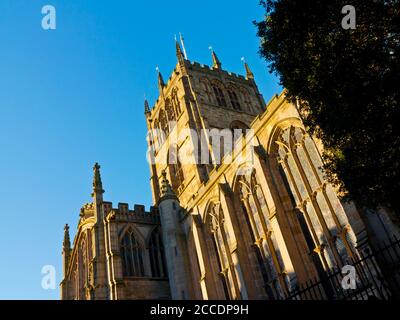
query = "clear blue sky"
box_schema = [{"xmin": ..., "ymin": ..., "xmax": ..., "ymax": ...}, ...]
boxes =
[{"xmin": 0, "ymin": 0, "xmax": 281, "ymax": 299}]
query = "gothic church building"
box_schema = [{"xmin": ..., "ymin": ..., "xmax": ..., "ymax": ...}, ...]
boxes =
[{"xmin": 60, "ymin": 42, "xmax": 380, "ymax": 300}]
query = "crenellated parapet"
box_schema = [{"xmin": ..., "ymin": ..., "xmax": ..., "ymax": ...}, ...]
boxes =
[
  {"xmin": 188, "ymin": 61, "xmax": 247, "ymax": 82},
  {"xmin": 147, "ymin": 47, "xmax": 259, "ymax": 119},
  {"xmin": 102, "ymin": 202, "xmax": 160, "ymax": 225}
]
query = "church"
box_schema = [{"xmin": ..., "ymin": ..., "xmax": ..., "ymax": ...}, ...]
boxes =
[{"xmin": 60, "ymin": 41, "xmax": 399, "ymax": 300}]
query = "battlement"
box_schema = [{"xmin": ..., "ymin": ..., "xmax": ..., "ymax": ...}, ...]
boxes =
[
  {"xmin": 103, "ymin": 201, "xmax": 160, "ymax": 225},
  {"xmin": 150, "ymin": 57, "xmax": 251, "ymax": 113},
  {"xmin": 187, "ymin": 60, "xmax": 248, "ymax": 82},
  {"xmin": 190, "ymin": 61, "xmax": 212, "ymax": 70}
]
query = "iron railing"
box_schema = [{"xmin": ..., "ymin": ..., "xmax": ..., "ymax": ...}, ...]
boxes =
[{"xmin": 285, "ymin": 236, "xmax": 400, "ymax": 300}]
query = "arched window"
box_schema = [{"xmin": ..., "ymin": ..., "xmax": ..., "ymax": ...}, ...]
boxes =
[
  {"xmin": 152, "ymin": 118, "xmax": 160, "ymax": 149},
  {"xmin": 171, "ymin": 88, "xmax": 182, "ymax": 116},
  {"xmin": 228, "ymin": 89, "xmax": 241, "ymax": 110},
  {"xmin": 212, "ymin": 84, "xmax": 227, "ymax": 107},
  {"xmin": 207, "ymin": 203, "xmax": 246, "ymax": 300},
  {"xmin": 200, "ymin": 79, "xmax": 213, "ymax": 103},
  {"xmin": 238, "ymin": 173, "xmax": 286, "ymax": 299},
  {"xmin": 168, "ymin": 145, "xmax": 184, "ymax": 190},
  {"xmin": 120, "ymin": 228, "xmax": 145, "ymax": 277},
  {"xmin": 208, "ymin": 204, "xmax": 233, "ymax": 299},
  {"xmin": 149, "ymin": 228, "xmax": 167, "ymax": 277},
  {"xmin": 158, "ymin": 109, "xmax": 169, "ymax": 142},
  {"xmin": 274, "ymin": 125, "xmax": 356, "ymax": 270},
  {"xmin": 240, "ymin": 87, "xmax": 253, "ymax": 112},
  {"xmin": 165, "ymin": 98, "xmax": 176, "ymax": 122}
]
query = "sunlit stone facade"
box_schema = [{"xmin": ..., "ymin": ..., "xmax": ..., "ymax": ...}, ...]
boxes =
[{"xmin": 60, "ymin": 43, "xmax": 380, "ymax": 300}]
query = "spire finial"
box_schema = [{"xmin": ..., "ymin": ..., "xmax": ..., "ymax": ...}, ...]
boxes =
[
  {"xmin": 175, "ymin": 36, "xmax": 188, "ymax": 76},
  {"xmin": 156, "ymin": 66, "xmax": 165, "ymax": 97},
  {"xmin": 92, "ymin": 162, "xmax": 104, "ymax": 196},
  {"xmin": 175, "ymin": 38, "xmax": 185, "ymax": 64},
  {"xmin": 241, "ymin": 57, "xmax": 254, "ymax": 80},
  {"xmin": 209, "ymin": 46, "xmax": 221, "ymax": 69},
  {"xmin": 63, "ymin": 224, "xmax": 71, "ymax": 250},
  {"xmin": 160, "ymin": 170, "xmax": 176, "ymax": 198},
  {"xmin": 144, "ymin": 97, "xmax": 150, "ymax": 115},
  {"xmin": 156, "ymin": 66, "xmax": 165, "ymax": 87}
]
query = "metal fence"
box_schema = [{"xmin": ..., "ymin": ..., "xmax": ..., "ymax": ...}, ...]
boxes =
[{"xmin": 285, "ymin": 236, "xmax": 400, "ymax": 300}]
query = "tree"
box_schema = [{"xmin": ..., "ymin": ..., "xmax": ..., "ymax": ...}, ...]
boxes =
[{"xmin": 256, "ymin": 1, "xmax": 400, "ymax": 219}]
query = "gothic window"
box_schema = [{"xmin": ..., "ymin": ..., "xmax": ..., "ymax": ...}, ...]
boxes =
[
  {"xmin": 159, "ymin": 109, "xmax": 169, "ymax": 142},
  {"xmin": 238, "ymin": 173, "xmax": 285, "ymax": 299},
  {"xmin": 171, "ymin": 88, "xmax": 182, "ymax": 116},
  {"xmin": 152, "ymin": 118, "xmax": 161, "ymax": 149},
  {"xmin": 228, "ymin": 89, "xmax": 241, "ymax": 110},
  {"xmin": 208, "ymin": 205, "xmax": 233, "ymax": 299},
  {"xmin": 149, "ymin": 228, "xmax": 167, "ymax": 277},
  {"xmin": 200, "ymin": 79, "xmax": 213, "ymax": 103},
  {"xmin": 209, "ymin": 230, "xmax": 231, "ymax": 300},
  {"xmin": 165, "ymin": 98, "xmax": 176, "ymax": 122},
  {"xmin": 274, "ymin": 125, "xmax": 354, "ymax": 269},
  {"xmin": 212, "ymin": 84, "xmax": 227, "ymax": 107},
  {"xmin": 207, "ymin": 203, "xmax": 245, "ymax": 300},
  {"xmin": 240, "ymin": 87, "xmax": 253, "ymax": 112},
  {"xmin": 168, "ymin": 145, "xmax": 184, "ymax": 190},
  {"xmin": 120, "ymin": 228, "xmax": 145, "ymax": 277}
]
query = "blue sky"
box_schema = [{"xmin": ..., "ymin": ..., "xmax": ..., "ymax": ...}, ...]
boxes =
[{"xmin": 0, "ymin": 0, "xmax": 281, "ymax": 299}]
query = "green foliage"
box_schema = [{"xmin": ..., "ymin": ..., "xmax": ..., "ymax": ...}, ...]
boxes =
[{"xmin": 256, "ymin": 0, "xmax": 400, "ymax": 215}]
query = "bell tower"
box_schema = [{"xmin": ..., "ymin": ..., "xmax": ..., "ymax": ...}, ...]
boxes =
[{"xmin": 145, "ymin": 42, "xmax": 266, "ymax": 208}]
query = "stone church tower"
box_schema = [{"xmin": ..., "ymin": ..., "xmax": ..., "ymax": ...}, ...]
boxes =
[
  {"xmin": 143, "ymin": 42, "xmax": 370, "ymax": 299},
  {"xmin": 61, "ymin": 42, "xmax": 398, "ymax": 300}
]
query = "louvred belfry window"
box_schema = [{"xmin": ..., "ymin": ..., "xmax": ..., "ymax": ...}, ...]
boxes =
[
  {"xmin": 228, "ymin": 89, "xmax": 241, "ymax": 110},
  {"xmin": 213, "ymin": 85, "xmax": 227, "ymax": 107}
]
